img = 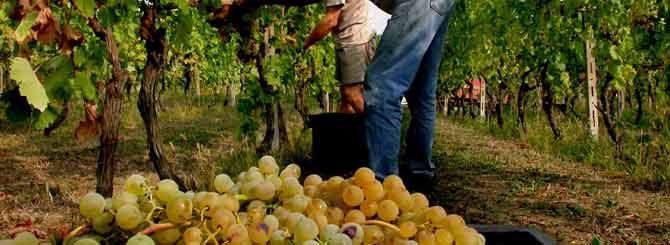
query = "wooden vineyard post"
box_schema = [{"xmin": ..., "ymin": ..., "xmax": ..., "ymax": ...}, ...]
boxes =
[
  {"xmin": 480, "ymin": 78, "xmax": 486, "ymax": 119},
  {"xmin": 0, "ymin": 64, "xmax": 4, "ymax": 93},
  {"xmin": 443, "ymin": 96, "xmax": 449, "ymax": 116},
  {"xmin": 586, "ymin": 40, "xmax": 599, "ymax": 139}
]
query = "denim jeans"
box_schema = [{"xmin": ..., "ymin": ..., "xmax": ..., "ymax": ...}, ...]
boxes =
[{"xmin": 365, "ymin": 0, "xmax": 455, "ymax": 178}]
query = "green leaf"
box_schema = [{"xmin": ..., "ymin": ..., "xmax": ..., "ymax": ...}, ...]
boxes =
[
  {"xmin": 34, "ymin": 106, "xmax": 59, "ymax": 130},
  {"xmin": 174, "ymin": 12, "xmax": 193, "ymax": 48},
  {"xmin": 121, "ymin": 0, "xmax": 137, "ymax": 9},
  {"xmin": 74, "ymin": 72, "xmax": 97, "ymax": 101},
  {"xmin": 14, "ymin": 12, "xmax": 38, "ymax": 42},
  {"xmin": 74, "ymin": 0, "xmax": 96, "ymax": 18},
  {"xmin": 10, "ymin": 58, "xmax": 49, "ymax": 112},
  {"xmin": 41, "ymin": 55, "xmax": 74, "ymax": 101}
]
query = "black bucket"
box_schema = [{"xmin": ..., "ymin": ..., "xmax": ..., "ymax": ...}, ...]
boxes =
[
  {"xmin": 306, "ymin": 113, "xmax": 368, "ymax": 176},
  {"xmin": 471, "ymin": 225, "xmax": 556, "ymax": 245}
]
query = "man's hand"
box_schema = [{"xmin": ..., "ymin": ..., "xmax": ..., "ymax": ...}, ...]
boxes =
[{"xmin": 303, "ymin": 5, "xmax": 343, "ymax": 50}]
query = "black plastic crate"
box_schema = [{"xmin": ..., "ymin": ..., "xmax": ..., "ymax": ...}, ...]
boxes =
[
  {"xmin": 306, "ymin": 113, "xmax": 368, "ymax": 175},
  {"xmin": 471, "ymin": 225, "xmax": 556, "ymax": 245}
]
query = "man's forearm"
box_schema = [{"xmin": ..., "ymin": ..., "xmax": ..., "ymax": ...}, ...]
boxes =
[{"xmin": 304, "ymin": 23, "xmax": 336, "ymax": 48}]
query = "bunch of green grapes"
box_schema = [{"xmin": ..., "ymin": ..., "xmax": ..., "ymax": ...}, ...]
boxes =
[{"xmin": 66, "ymin": 155, "xmax": 484, "ymax": 245}]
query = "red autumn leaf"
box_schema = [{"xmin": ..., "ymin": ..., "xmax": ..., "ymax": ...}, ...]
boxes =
[
  {"xmin": 75, "ymin": 103, "xmax": 100, "ymax": 144},
  {"xmin": 32, "ymin": 7, "xmax": 60, "ymax": 44},
  {"xmin": 59, "ymin": 24, "xmax": 85, "ymax": 54},
  {"xmin": 8, "ymin": 219, "xmax": 48, "ymax": 239}
]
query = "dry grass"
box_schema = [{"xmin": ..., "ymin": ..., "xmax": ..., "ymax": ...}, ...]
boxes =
[{"xmin": 432, "ymin": 117, "xmax": 670, "ymax": 244}]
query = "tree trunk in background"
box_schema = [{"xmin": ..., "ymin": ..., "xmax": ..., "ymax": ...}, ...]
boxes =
[
  {"xmin": 586, "ymin": 40, "xmax": 599, "ymax": 139},
  {"xmin": 259, "ymin": 102, "xmax": 289, "ymax": 153},
  {"xmin": 323, "ymin": 92, "xmax": 330, "ymax": 113},
  {"xmin": 539, "ymin": 62, "xmax": 561, "ymax": 140},
  {"xmin": 517, "ymin": 83, "xmax": 531, "ymax": 133},
  {"xmin": 183, "ymin": 66, "xmax": 191, "ymax": 95},
  {"xmin": 89, "ymin": 19, "xmax": 128, "ymax": 197},
  {"xmin": 442, "ymin": 96, "xmax": 449, "ymax": 116},
  {"xmin": 195, "ymin": 75, "xmax": 201, "ymax": 97},
  {"xmin": 295, "ymin": 76, "xmax": 311, "ymax": 128},
  {"xmin": 635, "ymin": 79, "xmax": 644, "ymax": 124},
  {"xmin": 599, "ymin": 77, "xmax": 623, "ymax": 153},
  {"xmin": 138, "ymin": 6, "xmax": 185, "ymax": 189},
  {"xmin": 480, "ymin": 78, "xmax": 486, "ymax": 119},
  {"xmin": 0, "ymin": 65, "xmax": 4, "ymax": 93}
]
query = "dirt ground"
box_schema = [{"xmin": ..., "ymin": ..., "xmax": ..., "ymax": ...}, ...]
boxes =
[{"xmin": 1, "ymin": 98, "xmax": 669, "ymax": 244}]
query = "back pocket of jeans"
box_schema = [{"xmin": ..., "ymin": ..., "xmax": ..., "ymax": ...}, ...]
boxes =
[{"xmin": 430, "ymin": 0, "xmax": 454, "ymax": 16}]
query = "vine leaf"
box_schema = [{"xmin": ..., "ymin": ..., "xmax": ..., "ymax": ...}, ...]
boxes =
[
  {"xmin": 75, "ymin": 103, "xmax": 100, "ymax": 144},
  {"xmin": 73, "ymin": 0, "xmax": 95, "ymax": 18},
  {"xmin": 74, "ymin": 72, "xmax": 97, "ymax": 101},
  {"xmin": 10, "ymin": 57, "xmax": 50, "ymax": 112},
  {"xmin": 34, "ymin": 106, "xmax": 59, "ymax": 130},
  {"xmin": 14, "ymin": 11, "xmax": 38, "ymax": 43}
]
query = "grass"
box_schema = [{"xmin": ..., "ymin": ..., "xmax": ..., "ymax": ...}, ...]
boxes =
[
  {"xmin": 448, "ymin": 109, "xmax": 670, "ymax": 191},
  {"xmin": 1, "ymin": 92, "xmax": 669, "ymax": 244}
]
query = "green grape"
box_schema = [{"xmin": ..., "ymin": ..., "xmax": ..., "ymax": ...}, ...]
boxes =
[
  {"xmin": 279, "ymin": 177, "xmax": 302, "ymax": 199},
  {"xmin": 247, "ymin": 200, "xmax": 266, "ymax": 212},
  {"xmin": 377, "ymin": 200, "xmax": 399, "ymax": 222},
  {"xmin": 249, "ymin": 222, "xmax": 272, "ymax": 244},
  {"xmin": 362, "ymin": 181, "xmax": 385, "ymax": 202},
  {"xmin": 340, "ymin": 223, "xmax": 364, "ymax": 245},
  {"xmin": 303, "ymin": 174, "xmax": 323, "ymax": 187},
  {"xmin": 152, "ymin": 227, "xmax": 181, "ymax": 244},
  {"xmin": 353, "ymin": 167, "xmax": 376, "ymax": 187},
  {"xmin": 258, "ymin": 155, "xmax": 279, "ymax": 176},
  {"xmin": 196, "ymin": 192, "xmax": 222, "ymax": 215},
  {"xmin": 73, "ymin": 238, "xmax": 99, "ymax": 245},
  {"xmin": 398, "ymin": 221, "xmax": 418, "ymax": 238},
  {"xmin": 115, "ymin": 205, "xmax": 143, "ymax": 230},
  {"xmin": 263, "ymin": 214, "xmax": 280, "ymax": 231},
  {"xmin": 416, "ymin": 230, "xmax": 436, "ymax": 245},
  {"xmin": 126, "ymin": 234, "xmax": 155, "ymax": 245},
  {"xmin": 225, "ymin": 224, "xmax": 250, "ymax": 245},
  {"xmin": 166, "ymin": 196, "xmax": 193, "ymax": 224},
  {"xmin": 112, "ymin": 191, "xmax": 139, "ymax": 210},
  {"xmin": 221, "ymin": 193, "xmax": 240, "ymax": 212},
  {"xmin": 182, "ymin": 227, "xmax": 203, "ymax": 245},
  {"xmin": 79, "ymin": 192, "xmax": 106, "ymax": 219},
  {"xmin": 363, "ymin": 225, "xmax": 384, "ymax": 244},
  {"xmin": 285, "ymin": 212, "xmax": 306, "ymax": 233},
  {"xmin": 328, "ymin": 233, "xmax": 353, "ymax": 245},
  {"xmin": 213, "ymin": 174, "xmax": 234, "ymax": 193},
  {"xmin": 252, "ymin": 180, "xmax": 276, "ymax": 201},
  {"xmin": 284, "ymin": 195, "xmax": 309, "ymax": 213},
  {"xmin": 279, "ymin": 164, "xmax": 301, "ymax": 179},
  {"xmin": 192, "ymin": 191, "xmax": 208, "ymax": 207},
  {"xmin": 182, "ymin": 191, "xmax": 195, "ymax": 200},
  {"xmin": 267, "ymin": 175, "xmax": 283, "ymax": 190},
  {"xmin": 13, "ymin": 232, "xmax": 39, "ymax": 245},
  {"xmin": 244, "ymin": 171, "xmax": 264, "ymax": 183},
  {"xmin": 270, "ymin": 229, "xmax": 288, "ymax": 245},
  {"xmin": 154, "ymin": 179, "xmax": 179, "ymax": 204},
  {"xmin": 124, "ymin": 174, "xmax": 147, "ymax": 196},
  {"xmin": 210, "ymin": 209, "xmax": 235, "ymax": 231},
  {"xmin": 273, "ymin": 207, "xmax": 290, "ymax": 225},
  {"xmin": 342, "ymin": 185, "xmax": 364, "ymax": 207},
  {"xmin": 240, "ymin": 180, "xmax": 261, "ymax": 197},
  {"xmin": 435, "ymin": 229, "xmax": 454, "ymax": 245},
  {"xmin": 319, "ymin": 224, "xmax": 340, "ymax": 242},
  {"xmin": 302, "ymin": 241, "xmax": 319, "ymax": 245},
  {"xmin": 294, "ymin": 217, "xmax": 319, "ymax": 243},
  {"xmin": 92, "ymin": 211, "xmax": 114, "ymax": 234}
]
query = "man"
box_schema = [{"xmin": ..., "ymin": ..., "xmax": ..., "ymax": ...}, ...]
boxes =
[
  {"xmin": 365, "ymin": 0, "xmax": 455, "ymax": 190},
  {"xmin": 303, "ymin": 0, "xmax": 375, "ymax": 114}
]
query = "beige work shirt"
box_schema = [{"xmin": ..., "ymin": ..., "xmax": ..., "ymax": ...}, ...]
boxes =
[{"xmin": 326, "ymin": 0, "xmax": 374, "ymax": 48}]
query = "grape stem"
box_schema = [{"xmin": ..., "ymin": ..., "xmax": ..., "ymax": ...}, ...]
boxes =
[
  {"xmin": 141, "ymin": 222, "xmax": 188, "ymax": 235},
  {"xmin": 234, "ymin": 194, "xmax": 249, "ymax": 201},
  {"xmin": 364, "ymin": 220, "xmax": 401, "ymax": 233},
  {"xmin": 63, "ymin": 225, "xmax": 88, "ymax": 244}
]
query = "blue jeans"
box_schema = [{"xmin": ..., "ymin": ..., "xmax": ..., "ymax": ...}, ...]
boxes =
[{"xmin": 365, "ymin": 0, "xmax": 455, "ymax": 178}]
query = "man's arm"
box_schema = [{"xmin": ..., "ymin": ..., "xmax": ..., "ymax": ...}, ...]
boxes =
[{"xmin": 303, "ymin": 5, "xmax": 343, "ymax": 49}]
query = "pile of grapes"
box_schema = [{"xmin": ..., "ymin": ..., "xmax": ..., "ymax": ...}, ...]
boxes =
[{"xmin": 40, "ymin": 156, "xmax": 485, "ymax": 244}]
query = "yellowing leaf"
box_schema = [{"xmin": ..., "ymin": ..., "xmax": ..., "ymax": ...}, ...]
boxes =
[
  {"xmin": 14, "ymin": 12, "xmax": 37, "ymax": 43},
  {"xmin": 74, "ymin": 0, "xmax": 95, "ymax": 18},
  {"xmin": 9, "ymin": 57, "xmax": 49, "ymax": 112}
]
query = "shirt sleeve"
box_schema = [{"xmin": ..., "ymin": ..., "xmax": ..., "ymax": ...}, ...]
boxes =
[{"xmin": 325, "ymin": 0, "xmax": 346, "ymax": 7}]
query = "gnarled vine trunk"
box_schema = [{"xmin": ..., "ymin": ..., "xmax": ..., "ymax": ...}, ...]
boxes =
[
  {"xmin": 539, "ymin": 62, "xmax": 561, "ymax": 140},
  {"xmin": 138, "ymin": 6, "xmax": 185, "ymax": 189},
  {"xmin": 89, "ymin": 19, "xmax": 127, "ymax": 197}
]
